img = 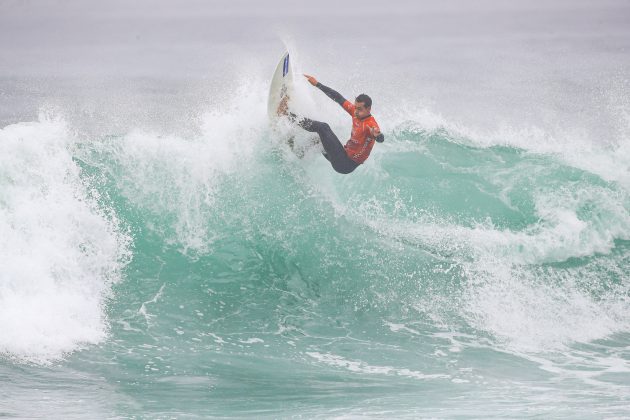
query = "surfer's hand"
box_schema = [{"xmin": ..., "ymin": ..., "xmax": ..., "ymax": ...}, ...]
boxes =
[{"xmin": 304, "ymin": 74, "xmax": 318, "ymax": 86}]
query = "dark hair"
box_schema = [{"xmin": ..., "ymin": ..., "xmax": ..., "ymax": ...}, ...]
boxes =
[{"xmin": 355, "ymin": 93, "xmax": 372, "ymax": 108}]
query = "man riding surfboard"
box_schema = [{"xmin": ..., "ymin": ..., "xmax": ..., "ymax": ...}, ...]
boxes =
[{"xmin": 280, "ymin": 74, "xmax": 384, "ymax": 174}]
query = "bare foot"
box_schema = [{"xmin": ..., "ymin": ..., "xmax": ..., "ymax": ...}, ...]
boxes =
[{"xmin": 277, "ymin": 95, "xmax": 289, "ymax": 116}]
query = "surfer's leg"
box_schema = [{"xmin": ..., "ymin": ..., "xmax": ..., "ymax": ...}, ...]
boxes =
[
  {"xmin": 287, "ymin": 113, "xmax": 319, "ymax": 132},
  {"xmin": 289, "ymin": 114, "xmax": 358, "ymax": 174},
  {"xmin": 299, "ymin": 120, "xmax": 345, "ymax": 155},
  {"xmin": 305, "ymin": 121, "xmax": 359, "ymax": 174},
  {"xmin": 329, "ymin": 155, "xmax": 359, "ymax": 174},
  {"xmin": 287, "ymin": 113, "xmax": 328, "ymax": 135}
]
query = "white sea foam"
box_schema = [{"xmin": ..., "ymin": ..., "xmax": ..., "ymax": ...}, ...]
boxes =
[
  {"xmin": 91, "ymin": 79, "xmax": 269, "ymax": 254},
  {"xmin": 0, "ymin": 115, "xmax": 131, "ymax": 363},
  {"xmin": 306, "ymin": 351, "xmax": 449, "ymax": 380},
  {"xmin": 371, "ymin": 190, "xmax": 629, "ymax": 351}
]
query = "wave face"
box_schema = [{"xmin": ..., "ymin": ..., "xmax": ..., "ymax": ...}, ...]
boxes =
[{"xmin": 1, "ymin": 86, "xmax": 628, "ymax": 417}]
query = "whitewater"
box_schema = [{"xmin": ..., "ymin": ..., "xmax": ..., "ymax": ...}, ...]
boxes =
[{"xmin": 1, "ymin": 1, "xmax": 629, "ymax": 418}]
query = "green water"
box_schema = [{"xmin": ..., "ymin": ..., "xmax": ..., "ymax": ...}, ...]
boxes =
[{"xmin": 2, "ymin": 112, "xmax": 627, "ymax": 417}]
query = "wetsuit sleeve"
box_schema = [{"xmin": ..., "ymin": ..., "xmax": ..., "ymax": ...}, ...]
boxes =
[
  {"xmin": 315, "ymin": 82, "xmax": 354, "ymax": 116},
  {"xmin": 315, "ymin": 82, "xmax": 355, "ymax": 116},
  {"xmin": 315, "ymin": 82, "xmax": 346, "ymax": 105}
]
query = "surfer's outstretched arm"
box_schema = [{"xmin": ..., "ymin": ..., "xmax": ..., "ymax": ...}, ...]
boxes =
[
  {"xmin": 315, "ymin": 83, "xmax": 346, "ymax": 106},
  {"xmin": 304, "ymin": 74, "xmax": 347, "ymax": 108}
]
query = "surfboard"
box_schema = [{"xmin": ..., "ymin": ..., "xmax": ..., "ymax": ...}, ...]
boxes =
[{"xmin": 268, "ymin": 51, "xmax": 293, "ymax": 121}]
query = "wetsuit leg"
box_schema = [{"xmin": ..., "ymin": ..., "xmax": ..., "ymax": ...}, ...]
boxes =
[{"xmin": 290, "ymin": 115, "xmax": 359, "ymax": 174}]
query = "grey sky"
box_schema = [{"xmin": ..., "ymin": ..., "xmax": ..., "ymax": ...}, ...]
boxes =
[{"xmin": 1, "ymin": 0, "xmax": 629, "ymax": 136}]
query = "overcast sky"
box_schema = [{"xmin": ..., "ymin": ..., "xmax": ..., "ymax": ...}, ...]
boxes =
[{"xmin": 1, "ymin": 0, "xmax": 629, "ymax": 135}]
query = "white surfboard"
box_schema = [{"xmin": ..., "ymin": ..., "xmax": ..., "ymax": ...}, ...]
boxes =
[{"xmin": 268, "ymin": 51, "xmax": 293, "ymax": 120}]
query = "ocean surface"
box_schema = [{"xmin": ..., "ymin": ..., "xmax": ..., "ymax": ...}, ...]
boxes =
[{"xmin": 1, "ymin": 1, "xmax": 629, "ymax": 418}]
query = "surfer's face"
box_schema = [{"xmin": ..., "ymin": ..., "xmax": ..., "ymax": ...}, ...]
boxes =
[{"xmin": 354, "ymin": 101, "xmax": 371, "ymax": 119}]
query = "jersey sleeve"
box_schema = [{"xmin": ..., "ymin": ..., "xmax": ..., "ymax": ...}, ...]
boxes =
[
  {"xmin": 342, "ymin": 100, "xmax": 355, "ymax": 116},
  {"xmin": 366, "ymin": 119, "xmax": 379, "ymax": 133},
  {"xmin": 367, "ymin": 119, "xmax": 385, "ymax": 142}
]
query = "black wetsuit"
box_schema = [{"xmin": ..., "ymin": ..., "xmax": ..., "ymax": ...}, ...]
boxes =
[
  {"xmin": 291, "ymin": 82, "xmax": 384, "ymax": 174},
  {"xmin": 296, "ymin": 118, "xmax": 359, "ymax": 174}
]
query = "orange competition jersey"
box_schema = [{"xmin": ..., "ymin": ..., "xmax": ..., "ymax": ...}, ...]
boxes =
[{"xmin": 341, "ymin": 100, "xmax": 380, "ymax": 164}]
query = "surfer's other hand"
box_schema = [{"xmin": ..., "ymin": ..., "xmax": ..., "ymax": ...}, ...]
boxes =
[{"xmin": 304, "ymin": 74, "xmax": 318, "ymax": 86}]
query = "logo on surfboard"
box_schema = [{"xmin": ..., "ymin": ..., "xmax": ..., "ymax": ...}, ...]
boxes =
[{"xmin": 282, "ymin": 54, "xmax": 290, "ymax": 77}]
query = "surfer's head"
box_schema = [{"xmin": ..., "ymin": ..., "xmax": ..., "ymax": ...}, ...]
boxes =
[{"xmin": 354, "ymin": 94, "xmax": 372, "ymax": 119}]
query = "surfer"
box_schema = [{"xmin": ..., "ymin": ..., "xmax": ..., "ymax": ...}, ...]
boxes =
[{"xmin": 280, "ymin": 74, "xmax": 384, "ymax": 174}]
